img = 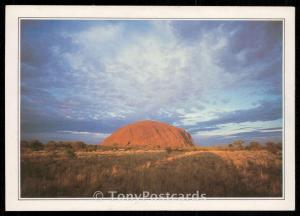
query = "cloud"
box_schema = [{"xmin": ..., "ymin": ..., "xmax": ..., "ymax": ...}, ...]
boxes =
[
  {"xmin": 194, "ymin": 129, "xmax": 282, "ymax": 146},
  {"xmin": 20, "ymin": 20, "xmax": 283, "ymax": 145},
  {"xmin": 21, "ymin": 131, "xmax": 109, "ymax": 144},
  {"xmin": 56, "ymin": 21, "xmax": 241, "ymax": 120},
  {"xmin": 260, "ymin": 127, "xmax": 282, "ymax": 132},
  {"xmin": 59, "ymin": 130, "xmax": 110, "ymax": 138},
  {"xmin": 188, "ymin": 99, "xmax": 282, "ymax": 134},
  {"xmin": 207, "ymin": 99, "xmax": 281, "ymax": 124}
]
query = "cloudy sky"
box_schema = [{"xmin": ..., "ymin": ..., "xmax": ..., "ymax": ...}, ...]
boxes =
[{"xmin": 21, "ymin": 20, "xmax": 283, "ymax": 145}]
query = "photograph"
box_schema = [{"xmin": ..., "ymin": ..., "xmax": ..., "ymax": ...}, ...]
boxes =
[
  {"xmin": 20, "ymin": 19, "xmax": 284, "ymax": 198},
  {"xmin": 5, "ymin": 6, "xmax": 295, "ymax": 211}
]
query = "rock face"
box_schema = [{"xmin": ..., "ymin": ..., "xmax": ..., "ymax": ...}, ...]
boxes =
[{"xmin": 100, "ymin": 120, "xmax": 195, "ymax": 149}]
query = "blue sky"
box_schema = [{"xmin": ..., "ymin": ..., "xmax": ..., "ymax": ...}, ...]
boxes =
[{"xmin": 21, "ymin": 20, "xmax": 283, "ymax": 145}]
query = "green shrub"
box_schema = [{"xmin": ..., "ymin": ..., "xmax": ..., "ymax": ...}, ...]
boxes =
[
  {"xmin": 65, "ymin": 148, "xmax": 76, "ymax": 159},
  {"xmin": 29, "ymin": 140, "xmax": 44, "ymax": 151}
]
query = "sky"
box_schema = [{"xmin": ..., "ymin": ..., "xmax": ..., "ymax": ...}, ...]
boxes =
[{"xmin": 21, "ymin": 20, "xmax": 283, "ymax": 145}]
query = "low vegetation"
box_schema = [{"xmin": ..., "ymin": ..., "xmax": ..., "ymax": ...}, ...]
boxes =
[{"xmin": 21, "ymin": 140, "xmax": 282, "ymax": 198}]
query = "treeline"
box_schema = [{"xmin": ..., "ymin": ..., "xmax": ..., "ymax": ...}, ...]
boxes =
[
  {"xmin": 21, "ymin": 139, "xmax": 282, "ymax": 155},
  {"xmin": 214, "ymin": 140, "xmax": 282, "ymax": 154},
  {"xmin": 21, "ymin": 140, "xmax": 98, "ymax": 152},
  {"xmin": 170, "ymin": 140, "xmax": 282, "ymax": 155}
]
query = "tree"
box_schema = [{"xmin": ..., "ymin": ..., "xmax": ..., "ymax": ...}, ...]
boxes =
[
  {"xmin": 248, "ymin": 141, "xmax": 262, "ymax": 150},
  {"xmin": 65, "ymin": 148, "xmax": 76, "ymax": 159},
  {"xmin": 29, "ymin": 140, "xmax": 44, "ymax": 151},
  {"xmin": 46, "ymin": 141, "xmax": 58, "ymax": 151},
  {"xmin": 70, "ymin": 141, "xmax": 86, "ymax": 151},
  {"xmin": 232, "ymin": 140, "xmax": 245, "ymax": 150},
  {"xmin": 265, "ymin": 141, "xmax": 281, "ymax": 154},
  {"xmin": 85, "ymin": 145, "xmax": 97, "ymax": 152}
]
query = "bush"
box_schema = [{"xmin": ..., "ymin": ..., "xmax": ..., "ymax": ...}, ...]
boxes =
[
  {"xmin": 69, "ymin": 141, "xmax": 87, "ymax": 151},
  {"xmin": 65, "ymin": 148, "xmax": 76, "ymax": 159},
  {"xmin": 226, "ymin": 140, "xmax": 245, "ymax": 150},
  {"xmin": 265, "ymin": 141, "xmax": 281, "ymax": 154},
  {"xmin": 45, "ymin": 141, "xmax": 87, "ymax": 151},
  {"xmin": 29, "ymin": 140, "xmax": 44, "ymax": 151},
  {"xmin": 85, "ymin": 145, "xmax": 98, "ymax": 152},
  {"xmin": 232, "ymin": 140, "xmax": 245, "ymax": 150},
  {"xmin": 165, "ymin": 147, "xmax": 172, "ymax": 154},
  {"xmin": 247, "ymin": 141, "xmax": 263, "ymax": 150},
  {"xmin": 46, "ymin": 141, "xmax": 58, "ymax": 151}
]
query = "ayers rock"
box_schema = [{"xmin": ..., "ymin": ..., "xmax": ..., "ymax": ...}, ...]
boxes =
[{"xmin": 100, "ymin": 120, "xmax": 195, "ymax": 149}]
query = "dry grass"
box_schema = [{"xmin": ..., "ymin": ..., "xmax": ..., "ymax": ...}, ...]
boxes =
[{"xmin": 21, "ymin": 148, "xmax": 282, "ymax": 198}]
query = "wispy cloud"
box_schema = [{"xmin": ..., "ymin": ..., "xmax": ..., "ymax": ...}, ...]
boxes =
[
  {"xmin": 187, "ymin": 99, "xmax": 282, "ymax": 134},
  {"xmin": 20, "ymin": 20, "xmax": 283, "ymax": 145},
  {"xmin": 59, "ymin": 130, "xmax": 110, "ymax": 138}
]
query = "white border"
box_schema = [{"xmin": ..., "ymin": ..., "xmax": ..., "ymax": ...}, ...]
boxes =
[{"xmin": 5, "ymin": 6, "xmax": 295, "ymax": 211}]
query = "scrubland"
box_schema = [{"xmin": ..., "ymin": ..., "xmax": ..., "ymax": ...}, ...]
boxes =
[{"xmin": 21, "ymin": 140, "xmax": 282, "ymax": 197}]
